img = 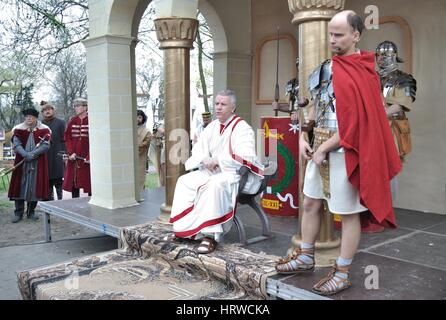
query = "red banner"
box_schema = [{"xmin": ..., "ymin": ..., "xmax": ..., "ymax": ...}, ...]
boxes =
[{"xmin": 260, "ymin": 117, "xmax": 299, "ymax": 217}]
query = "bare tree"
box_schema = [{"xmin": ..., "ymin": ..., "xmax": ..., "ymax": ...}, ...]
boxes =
[
  {"xmin": 48, "ymin": 46, "xmax": 87, "ymax": 121},
  {"xmin": 195, "ymin": 13, "xmax": 214, "ymax": 113},
  {"xmin": 136, "ymin": 58, "xmax": 162, "ymax": 104},
  {"xmin": 0, "ymin": 0, "xmax": 89, "ymax": 66},
  {"xmin": 0, "ymin": 52, "xmax": 40, "ymax": 130}
]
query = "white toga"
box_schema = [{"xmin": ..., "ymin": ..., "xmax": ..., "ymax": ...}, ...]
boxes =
[{"xmin": 170, "ymin": 115, "xmax": 264, "ymax": 241}]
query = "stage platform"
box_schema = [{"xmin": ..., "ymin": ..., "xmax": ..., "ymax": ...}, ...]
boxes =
[
  {"xmin": 32, "ymin": 188, "xmax": 446, "ymax": 300},
  {"xmin": 38, "ymin": 188, "xmax": 165, "ymax": 244}
]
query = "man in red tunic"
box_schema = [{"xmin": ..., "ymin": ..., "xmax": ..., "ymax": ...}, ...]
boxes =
[
  {"xmin": 8, "ymin": 108, "xmax": 51, "ymax": 222},
  {"xmin": 276, "ymin": 11, "xmax": 401, "ymax": 295},
  {"xmin": 63, "ymin": 98, "xmax": 91, "ymax": 197}
]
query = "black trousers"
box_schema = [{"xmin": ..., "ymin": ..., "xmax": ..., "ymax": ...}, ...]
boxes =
[
  {"xmin": 14, "ymin": 200, "xmax": 37, "ymax": 217},
  {"xmin": 72, "ymin": 188, "xmax": 91, "ymax": 198},
  {"xmin": 49, "ymin": 178, "xmax": 63, "ymax": 200}
]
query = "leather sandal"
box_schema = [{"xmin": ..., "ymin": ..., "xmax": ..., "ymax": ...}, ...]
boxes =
[
  {"xmin": 312, "ymin": 263, "xmax": 351, "ymax": 296},
  {"xmin": 275, "ymin": 247, "xmax": 315, "ymax": 274},
  {"xmin": 196, "ymin": 237, "xmax": 217, "ymax": 254}
]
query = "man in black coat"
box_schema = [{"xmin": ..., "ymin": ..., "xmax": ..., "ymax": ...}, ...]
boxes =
[{"xmin": 41, "ymin": 102, "xmax": 66, "ymax": 200}]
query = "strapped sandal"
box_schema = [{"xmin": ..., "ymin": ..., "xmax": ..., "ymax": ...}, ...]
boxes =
[
  {"xmin": 275, "ymin": 247, "xmax": 315, "ymax": 274},
  {"xmin": 312, "ymin": 263, "xmax": 351, "ymax": 296},
  {"xmin": 196, "ymin": 237, "xmax": 217, "ymax": 254}
]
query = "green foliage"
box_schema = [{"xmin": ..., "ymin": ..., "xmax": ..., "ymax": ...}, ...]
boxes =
[{"xmin": 145, "ymin": 173, "xmax": 160, "ymax": 190}]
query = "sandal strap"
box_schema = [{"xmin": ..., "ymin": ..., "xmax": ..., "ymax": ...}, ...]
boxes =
[
  {"xmin": 313, "ymin": 263, "xmax": 351, "ymax": 293},
  {"xmin": 277, "ymin": 246, "xmax": 315, "ymax": 264}
]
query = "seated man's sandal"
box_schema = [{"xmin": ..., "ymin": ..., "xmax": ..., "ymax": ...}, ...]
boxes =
[{"xmin": 196, "ymin": 237, "xmax": 217, "ymax": 254}]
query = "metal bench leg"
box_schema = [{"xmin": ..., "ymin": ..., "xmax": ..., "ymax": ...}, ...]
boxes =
[
  {"xmin": 233, "ymin": 215, "xmax": 247, "ymax": 245},
  {"xmin": 44, "ymin": 212, "xmax": 52, "ymax": 242},
  {"xmin": 248, "ymin": 198, "xmax": 272, "ymax": 237}
]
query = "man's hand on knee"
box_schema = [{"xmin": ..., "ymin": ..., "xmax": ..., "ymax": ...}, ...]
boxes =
[{"xmin": 202, "ymin": 157, "xmax": 219, "ymax": 173}]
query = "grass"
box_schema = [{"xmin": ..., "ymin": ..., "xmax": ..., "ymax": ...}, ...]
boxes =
[
  {"xmin": 0, "ymin": 173, "xmax": 11, "ymax": 193},
  {"xmin": 145, "ymin": 172, "xmax": 160, "ymax": 189}
]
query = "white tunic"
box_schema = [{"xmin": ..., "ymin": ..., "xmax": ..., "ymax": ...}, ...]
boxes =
[
  {"xmin": 170, "ymin": 115, "xmax": 264, "ymax": 241},
  {"xmin": 304, "ymin": 60, "xmax": 367, "ymax": 214}
]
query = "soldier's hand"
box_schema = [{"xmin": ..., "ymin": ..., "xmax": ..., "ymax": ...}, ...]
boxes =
[
  {"xmin": 385, "ymin": 104, "xmax": 403, "ymax": 118},
  {"xmin": 312, "ymin": 149, "xmax": 327, "ymax": 166},
  {"xmin": 69, "ymin": 153, "xmax": 77, "ymax": 161},
  {"xmin": 299, "ymin": 138, "xmax": 313, "ymax": 160}
]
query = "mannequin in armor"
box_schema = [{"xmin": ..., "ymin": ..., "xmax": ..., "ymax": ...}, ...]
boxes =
[
  {"xmin": 276, "ymin": 11, "xmax": 401, "ymax": 296},
  {"xmin": 272, "ymin": 58, "xmax": 305, "ymax": 115},
  {"xmin": 376, "ymin": 41, "xmax": 417, "ymax": 159}
]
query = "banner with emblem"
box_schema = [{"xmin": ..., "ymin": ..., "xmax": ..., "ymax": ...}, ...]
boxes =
[{"xmin": 260, "ymin": 116, "xmax": 299, "ymax": 217}]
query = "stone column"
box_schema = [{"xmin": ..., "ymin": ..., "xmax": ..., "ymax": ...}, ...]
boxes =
[
  {"xmin": 154, "ymin": 18, "xmax": 198, "ymax": 222},
  {"xmin": 287, "ymin": 0, "xmax": 344, "ymax": 266},
  {"xmin": 84, "ymin": 35, "xmax": 139, "ymax": 209}
]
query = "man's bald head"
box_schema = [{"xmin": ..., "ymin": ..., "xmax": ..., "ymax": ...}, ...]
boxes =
[
  {"xmin": 328, "ymin": 10, "xmax": 363, "ymax": 56},
  {"xmin": 331, "ymin": 10, "xmax": 364, "ymax": 35}
]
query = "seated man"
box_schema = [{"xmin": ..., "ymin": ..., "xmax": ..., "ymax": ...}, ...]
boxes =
[{"xmin": 169, "ymin": 89, "xmax": 264, "ymax": 254}]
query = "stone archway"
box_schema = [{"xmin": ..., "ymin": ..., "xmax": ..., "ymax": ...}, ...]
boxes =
[{"xmin": 84, "ymin": 0, "xmax": 248, "ymax": 210}]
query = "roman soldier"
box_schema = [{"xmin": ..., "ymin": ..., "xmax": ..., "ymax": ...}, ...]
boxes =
[{"xmin": 376, "ymin": 40, "xmax": 417, "ymax": 159}]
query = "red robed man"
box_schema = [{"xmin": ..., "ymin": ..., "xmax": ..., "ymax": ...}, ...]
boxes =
[{"xmin": 63, "ymin": 98, "xmax": 91, "ymax": 197}]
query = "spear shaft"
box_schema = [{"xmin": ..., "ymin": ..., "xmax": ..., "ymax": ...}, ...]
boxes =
[{"xmin": 274, "ymin": 27, "xmax": 280, "ymax": 117}]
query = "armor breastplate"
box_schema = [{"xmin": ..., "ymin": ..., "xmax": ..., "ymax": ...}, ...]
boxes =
[
  {"xmin": 309, "ymin": 60, "xmax": 338, "ymax": 132},
  {"xmin": 381, "ymin": 69, "xmax": 417, "ymax": 102}
]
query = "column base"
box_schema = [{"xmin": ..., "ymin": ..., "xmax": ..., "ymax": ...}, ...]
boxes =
[
  {"xmin": 158, "ymin": 203, "xmax": 173, "ymax": 225},
  {"xmin": 88, "ymin": 197, "xmax": 139, "ymax": 209},
  {"xmin": 289, "ymin": 235, "xmax": 341, "ymax": 267}
]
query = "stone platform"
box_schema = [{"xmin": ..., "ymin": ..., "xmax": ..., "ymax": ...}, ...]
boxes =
[{"xmin": 18, "ymin": 188, "xmax": 446, "ymax": 300}]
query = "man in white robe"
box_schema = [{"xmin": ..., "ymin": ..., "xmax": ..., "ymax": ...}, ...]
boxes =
[{"xmin": 169, "ymin": 90, "xmax": 264, "ymax": 254}]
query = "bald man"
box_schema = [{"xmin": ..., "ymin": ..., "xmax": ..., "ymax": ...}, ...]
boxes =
[{"xmin": 276, "ymin": 11, "xmax": 401, "ymax": 295}]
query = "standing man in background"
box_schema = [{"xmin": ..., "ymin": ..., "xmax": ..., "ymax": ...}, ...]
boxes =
[
  {"xmin": 9, "ymin": 108, "xmax": 51, "ymax": 222},
  {"xmin": 41, "ymin": 102, "xmax": 66, "ymax": 200},
  {"xmin": 63, "ymin": 98, "xmax": 91, "ymax": 197},
  {"xmin": 136, "ymin": 110, "xmax": 152, "ymax": 194},
  {"xmin": 376, "ymin": 40, "xmax": 417, "ymax": 160}
]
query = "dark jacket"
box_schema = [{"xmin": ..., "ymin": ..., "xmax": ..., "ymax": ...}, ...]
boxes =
[{"xmin": 42, "ymin": 117, "xmax": 66, "ymax": 179}]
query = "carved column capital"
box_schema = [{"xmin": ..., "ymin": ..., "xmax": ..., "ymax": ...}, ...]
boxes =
[
  {"xmin": 154, "ymin": 17, "xmax": 198, "ymax": 49},
  {"xmin": 287, "ymin": 0, "xmax": 345, "ymax": 25}
]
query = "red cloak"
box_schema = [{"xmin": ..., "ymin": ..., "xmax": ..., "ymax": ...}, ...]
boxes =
[
  {"xmin": 8, "ymin": 124, "xmax": 51, "ymax": 200},
  {"xmin": 332, "ymin": 51, "xmax": 402, "ymax": 228},
  {"xmin": 63, "ymin": 115, "xmax": 91, "ymax": 193}
]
